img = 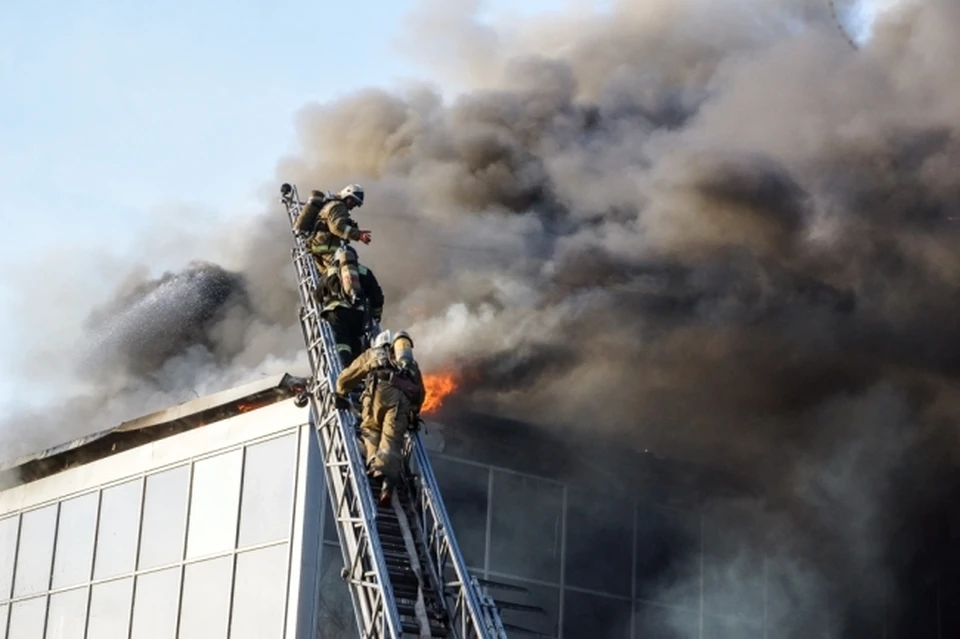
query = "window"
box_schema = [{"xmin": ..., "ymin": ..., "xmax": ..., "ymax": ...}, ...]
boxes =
[
  {"xmin": 230, "ymin": 544, "xmax": 290, "ymax": 639},
  {"xmin": 13, "ymin": 504, "xmax": 57, "ymax": 597},
  {"xmin": 563, "ymin": 590, "xmax": 633, "ymax": 639},
  {"xmin": 565, "ymin": 486, "xmax": 633, "ymax": 596},
  {"xmin": 94, "ymin": 480, "xmax": 143, "ymax": 580},
  {"xmin": 489, "ymin": 471, "xmax": 563, "ymax": 583},
  {"xmin": 0, "ymin": 515, "xmax": 18, "ymax": 600},
  {"xmin": 635, "ymin": 504, "xmax": 700, "ymax": 607},
  {"xmin": 139, "ymin": 465, "xmax": 190, "ymax": 570},
  {"xmin": 8, "ymin": 595, "xmax": 47, "ymax": 639},
  {"xmin": 186, "ymin": 450, "xmax": 242, "ymax": 559},
  {"xmin": 131, "ymin": 568, "xmax": 180, "ymax": 639},
  {"xmin": 322, "ymin": 482, "xmax": 339, "ymax": 544},
  {"xmin": 238, "ymin": 434, "xmax": 297, "ymax": 548},
  {"xmin": 52, "ymin": 492, "xmax": 98, "ymax": 589},
  {"xmin": 317, "ymin": 544, "xmax": 358, "ymax": 638},
  {"xmin": 701, "ymin": 616, "xmax": 763, "ymax": 639},
  {"xmin": 635, "ymin": 601, "xmax": 700, "ymax": 639},
  {"xmin": 702, "ymin": 510, "xmax": 764, "ymax": 620},
  {"xmin": 179, "ymin": 555, "xmax": 233, "ymax": 639},
  {"xmin": 764, "ymin": 555, "xmax": 831, "ymax": 639},
  {"xmin": 490, "ymin": 576, "xmax": 559, "ymax": 638},
  {"xmin": 87, "ymin": 578, "xmax": 133, "ymax": 639},
  {"xmin": 46, "ymin": 587, "xmax": 88, "ymax": 639},
  {"xmin": 430, "ymin": 456, "xmax": 490, "ymax": 570}
]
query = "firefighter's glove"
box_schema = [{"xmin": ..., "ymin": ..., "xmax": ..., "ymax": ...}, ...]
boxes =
[{"xmin": 334, "ymin": 394, "xmax": 352, "ymax": 411}]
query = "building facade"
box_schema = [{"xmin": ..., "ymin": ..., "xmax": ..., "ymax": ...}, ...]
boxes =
[
  {"xmin": 0, "ymin": 381, "xmax": 313, "ymax": 639},
  {"xmin": 2, "ymin": 377, "xmax": 956, "ymax": 639}
]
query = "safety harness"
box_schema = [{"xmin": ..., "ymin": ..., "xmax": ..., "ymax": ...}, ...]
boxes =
[
  {"xmin": 307, "ymin": 196, "xmax": 360, "ymax": 258},
  {"xmin": 364, "ymin": 347, "xmax": 424, "ymax": 432}
]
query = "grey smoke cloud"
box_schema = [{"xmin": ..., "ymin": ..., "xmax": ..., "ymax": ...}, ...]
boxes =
[{"xmin": 2, "ymin": 0, "xmax": 959, "ymax": 633}]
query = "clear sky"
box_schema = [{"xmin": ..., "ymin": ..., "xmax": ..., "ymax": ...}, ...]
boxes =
[{"xmin": 0, "ymin": 0, "xmax": 894, "ymax": 415}]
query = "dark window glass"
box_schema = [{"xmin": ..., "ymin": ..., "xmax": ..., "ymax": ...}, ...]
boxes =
[
  {"xmin": 566, "ymin": 486, "xmax": 633, "ymax": 596},
  {"xmin": 489, "ymin": 471, "xmax": 563, "ymax": 583},
  {"xmin": 317, "ymin": 543, "xmax": 358, "ymax": 638},
  {"xmin": 485, "ymin": 575, "xmax": 559, "ymax": 639},
  {"xmin": 764, "ymin": 554, "xmax": 831, "ymax": 638},
  {"xmin": 635, "ymin": 601, "xmax": 700, "ymax": 639},
  {"xmin": 701, "ymin": 616, "xmax": 763, "ymax": 639},
  {"xmin": 702, "ymin": 509, "xmax": 764, "ymax": 620},
  {"xmin": 322, "ymin": 479, "xmax": 339, "ymax": 544},
  {"xmin": 430, "ymin": 456, "xmax": 489, "ymax": 570},
  {"xmin": 636, "ymin": 504, "xmax": 700, "ymax": 607},
  {"xmin": 563, "ymin": 590, "xmax": 632, "ymax": 638}
]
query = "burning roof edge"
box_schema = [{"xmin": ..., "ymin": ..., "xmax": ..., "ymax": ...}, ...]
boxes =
[{"xmin": 0, "ymin": 373, "xmax": 308, "ymax": 487}]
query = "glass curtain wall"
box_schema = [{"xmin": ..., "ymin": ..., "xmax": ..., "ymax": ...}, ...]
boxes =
[
  {"xmin": 312, "ymin": 451, "xmax": 819, "ymax": 639},
  {"xmin": 0, "ymin": 428, "xmax": 302, "ymax": 639}
]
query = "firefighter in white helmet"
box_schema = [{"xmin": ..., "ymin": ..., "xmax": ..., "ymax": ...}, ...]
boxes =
[
  {"xmin": 293, "ymin": 184, "xmax": 371, "ymax": 304},
  {"xmin": 335, "ymin": 329, "xmax": 424, "ymax": 505}
]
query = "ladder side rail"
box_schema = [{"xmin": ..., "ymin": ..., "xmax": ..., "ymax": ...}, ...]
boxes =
[
  {"xmin": 283, "ymin": 185, "xmax": 404, "ymax": 639},
  {"xmin": 295, "ymin": 247, "xmax": 401, "ymax": 639},
  {"xmin": 295, "ymin": 254, "xmax": 399, "ymax": 638},
  {"xmin": 305, "ymin": 400, "xmax": 385, "ymax": 637},
  {"xmin": 301, "ymin": 322, "xmax": 388, "ymax": 637},
  {"xmin": 411, "ymin": 435, "xmax": 510, "ymax": 638}
]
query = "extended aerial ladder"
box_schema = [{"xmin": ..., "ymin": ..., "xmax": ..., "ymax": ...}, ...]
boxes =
[{"xmin": 279, "ymin": 182, "xmax": 521, "ymax": 639}]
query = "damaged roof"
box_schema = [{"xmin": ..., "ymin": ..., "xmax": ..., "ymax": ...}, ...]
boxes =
[{"xmin": 0, "ymin": 373, "xmax": 308, "ymax": 488}]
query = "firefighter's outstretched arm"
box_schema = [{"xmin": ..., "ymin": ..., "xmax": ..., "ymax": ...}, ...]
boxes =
[
  {"xmin": 325, "ymin": 201, "xmax": 365, "ymax": 242},
  {"xmin": 336, "ymin": 348, "xmax": 377, "ymax": 395}
]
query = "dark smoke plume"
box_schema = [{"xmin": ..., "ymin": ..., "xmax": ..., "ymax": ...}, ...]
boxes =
[
  {"xmin": 4, "ymin": 0, "xmax": 960, "ymax": 634},
  {"xmin": 82, "ymin": 262, "xmax": 249, "ymax": 379}
]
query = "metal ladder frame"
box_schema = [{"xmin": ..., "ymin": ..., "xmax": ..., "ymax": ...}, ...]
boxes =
[
  {"xmin": 279, "ymin": 183, "xmax": 509, "ymax": 639},
  {"xmin": 407, "ymin": 438, "xmax": 510, "ymax": 637}
]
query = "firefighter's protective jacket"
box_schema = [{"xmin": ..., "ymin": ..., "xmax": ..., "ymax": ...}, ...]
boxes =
[
  {"xmin": 336, "ymin": 346, "xmax": 425, "ymax": 480},
  {"xmin": 294, "ymin": 197, "xmax": 363, "ymax": 260}
]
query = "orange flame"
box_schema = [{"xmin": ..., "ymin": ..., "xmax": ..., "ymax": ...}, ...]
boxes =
[
  {"xmin": 236, "ymin": 399, "xmax": 269, "ymax": 413},
  {"xmin": 422, "ymin": 372, "xmax": 459, "ymax": 414}
]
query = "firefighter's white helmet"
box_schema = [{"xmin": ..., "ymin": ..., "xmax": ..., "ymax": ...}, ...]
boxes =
[
  {"xmin": 372, "ymin": 330, "xmax": 392, "ymax": 349},
  {"xmin": 338, "ymin": 184, "xmax": 364, "ymax": 207}
]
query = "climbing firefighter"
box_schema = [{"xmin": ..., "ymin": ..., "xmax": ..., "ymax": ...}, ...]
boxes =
[
  {"xmin": 293, "ymin": 184, "xmax": 372, "ymax": 304},
  {"xmin": 316, "ymin": 258, "xmax": 384, "ymax": 367},
  {"xmin": 335, "ymin": 329, "xmax": 425, "ymax": 506}
]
